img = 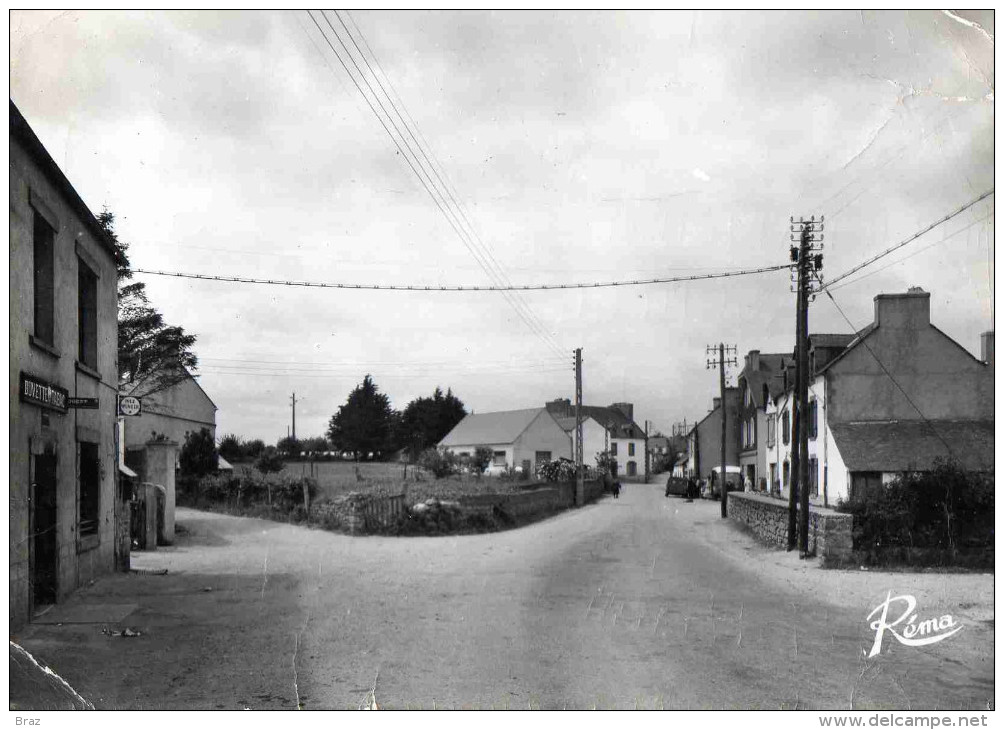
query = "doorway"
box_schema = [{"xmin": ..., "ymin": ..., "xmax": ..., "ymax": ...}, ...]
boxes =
[{"xmin": 31, "ymin": 449, "xmax": 58, "ymax": 609}]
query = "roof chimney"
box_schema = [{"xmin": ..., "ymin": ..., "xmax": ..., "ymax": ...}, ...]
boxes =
[
  {"xmin": 981, "ymin": 331, "xmax": 994, "ymax": 366},
  {"xmin": 610, "ymin": 402, "xmax": 633, "ymax": 420},
  {"xmin": 749, "ymin": 350, "xmax": 760, "ymax": 370},
  {"xmin": 545, "ymin": 398, "xmax": 572, "ymax": 417},
  {"xmin": 712, "ymin": 397, "xmax": 721, "ymax": 411},
  {"xmin": 874, "ymin": 288, "xmax": 930, "ymax": 329}
]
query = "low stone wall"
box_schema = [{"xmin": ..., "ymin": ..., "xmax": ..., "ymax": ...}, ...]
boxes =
[
  {"xmin": 311, "ymin": 479, "xmax": 604, "ymax": 535},
  {"xmin": 727, "ymin": 491, "xmax": 852, "ymax": 564}
]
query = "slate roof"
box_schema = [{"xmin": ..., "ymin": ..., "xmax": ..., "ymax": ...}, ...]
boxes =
[
  {"xmin": 830, "ymin": 419, "xmax": 994, "ymax": 473},
  {"xmin": 553, "ymin": 408, "xmax": 646, "ymax": 439},
  {"xmin": 439, "ymin": 408, "xmax": 550, "ymax": 447},
  {"xmin": 809, "ymin": 333, "xmax": 856, "ymax": 349},
  {"xmin": 738, "ymin": 352, "xmax": 790, "ymax": 407}
]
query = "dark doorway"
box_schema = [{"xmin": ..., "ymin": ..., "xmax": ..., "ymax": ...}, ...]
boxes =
[
  {"xmin": 610, "ymin": 460, "xmax": 619, "ymax": 478},
  {"xmin": 31, "ymin": 449, "xmax": 58, "ymax": 609}
]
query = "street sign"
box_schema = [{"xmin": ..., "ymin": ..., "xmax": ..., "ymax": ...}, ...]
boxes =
[
  {"xmin": 118, "ymin": 395, "xmax": 142, "ymax": 417},
  {"xmin": 20, "ymin": 372, "xmax": 68, "ymax": 413},
  {"xmin": 68, "ymin": 397, "xmax": 99, "ymax": 409}
]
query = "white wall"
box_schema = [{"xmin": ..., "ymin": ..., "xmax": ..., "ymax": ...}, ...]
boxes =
[
  {"xmin": 514, "ymin": 410, "xmax": 572, "ymax": 469},
  {"xmin": 610, "ymin": 437, "xmax": 646, "ymax": 477}
]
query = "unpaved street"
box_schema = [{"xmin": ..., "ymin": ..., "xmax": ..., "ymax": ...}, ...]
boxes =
[{"xmin": 12, "ymin": 485, "xmax": 993, "ymax": 710}]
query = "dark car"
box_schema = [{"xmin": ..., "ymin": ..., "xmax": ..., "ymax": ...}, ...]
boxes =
[{"xmin": 664, "ymin": 476, "xmax": 689, "ymax": 497}]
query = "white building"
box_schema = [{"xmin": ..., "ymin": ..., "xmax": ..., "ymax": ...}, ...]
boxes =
[
  {"xmin": 546, "ymin": 399, "xmax": 647, "ymax": 479},
  {"xmin": 438, "ymin": 407, "xmax": 571, "ymax": 475}
]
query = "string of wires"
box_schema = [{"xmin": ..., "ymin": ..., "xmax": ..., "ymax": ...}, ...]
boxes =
[
  {"xmin": 303, "ymin": 9, "xmax": 564, "ymax": 359},
  {"xmin": 132, "ymin": 263, "xmax": 792, "ymax": 291}
]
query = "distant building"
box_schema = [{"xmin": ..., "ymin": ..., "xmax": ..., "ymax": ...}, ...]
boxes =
[
  {"xmin": 546, "ymin": 399, "xmax": 648, "ymax": 479},
  {"xmin": 10, "ymin": 101, "xmax": 125, "ymax": 630},
  {"xmin": 120, "ymin": 370, "xmax": 218, "ymax": 466},
  {"xmin": 735, "ymin": 350, "xmax": 792, "ymax": 491},
  {"xmin": 439, "ymin": 407, "xmax": 571, "ymax": 475},
  {"xmin": 767, "ymin": 289, "xmax": 994, "ymax": 505},
  {"xmin": 685, "ymin": 388, "xmax": 740, "ymax": 485}
]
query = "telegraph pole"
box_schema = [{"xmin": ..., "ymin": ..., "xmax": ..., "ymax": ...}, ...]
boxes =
[
  {"xmin": 290, "ymin": 392, "xmax": 297, "ymax": 443},
  {"xmin": 707, "ymin": 343, "xmax": 738, "ymax": 518},
  {"xmin": 788, "ymin": 215, "xmax": 824, "ymax": 555},
  {"xmin": 574, "ymin": 348, "xmax": 584, "ymax": 506}
]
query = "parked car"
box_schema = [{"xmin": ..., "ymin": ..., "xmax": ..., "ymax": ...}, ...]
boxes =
[{"xmin": 664, "ymin": 476, "xmax": 689, "ymax": 496}]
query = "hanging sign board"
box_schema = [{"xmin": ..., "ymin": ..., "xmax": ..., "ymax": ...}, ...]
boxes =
[
  {"xmin": 20, "ymin": 372, "xmax": 68, "ymax": 413},
  {"xmin": 68, "ymin": 397, "xmax": 99, "ymax": 409},
  {"xmin": 118, "ymin": 395, "xmax": 142, "ymax": 417}
]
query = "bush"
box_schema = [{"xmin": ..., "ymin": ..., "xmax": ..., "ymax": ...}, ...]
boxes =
[
  {"xmin": 183, "ymin": 470, "xmax": 318, "ymax": 515},
  {"xmin": 243, "ymin": 439, "xmax": 266, "ymax": 459},
  {"xmin": 255, "ymin": 447, "xmax": 286, "ymax": 474},
  {"xmin": 538, "ymin": 457, "xmax": 577, "ymax": 482},
  {"xmin": 180, "ymin": 428, "xmax": 218, "ymax": 478},
  {"xmin": 218, "ymin": 433, "xmax": 243, "ymax": 462},
  {"xmin": 836, "ymin": 459, "xmax": 993, "ymax": 560},
  {"xmin": 418, "ymin": 447, "xmax": 458, "ymax": 478},
  {"xmin": 472, "ymin": 446, "xmax": 493, "ymax": 476}
]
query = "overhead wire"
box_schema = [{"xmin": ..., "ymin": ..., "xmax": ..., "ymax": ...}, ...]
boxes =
[
  {"xmin": 306, "ymin": 10, "xmax": 565, "ymax": 359},
  {"xmin": 131, "ymin": 262, "xmax": 792, "ymax": 291}
]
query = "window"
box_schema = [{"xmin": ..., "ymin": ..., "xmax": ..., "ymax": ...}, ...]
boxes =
[
  {"xmin": 762, "ymin": 384, "xmax": 769, "ymax": 405},
  {"xmin": 809, "ymin": 457, "xmax": 818, "ymax": 497},
  {"xmin": 627, "ymin": 461, "xmax": 637, "ymax": 476},
  {"xmin": 535, "ymin": 451, "xmax": 551, "ymax": 464},
  {"xmin": 78, "ymin": 256, "xmax": 98, "ymax": 369},
  {"xmin": 766, "ymin": 414, "xmax": 775, "ymax": 448},
  {"xmin": 610, "ymin": 442, "xmax": 618, "ymax": 456},
  {"xmin": 781, "ymin": 409, "xmax": 790, "ymax": 445},
  {"xmin": 492, "ymin": 451, "xmax": 506, "ymax": 466},
  {"xmin": 808, "ymin": 400, "xmax": 818, "ymax": 440},
  {"xmin": 33, "ymin": 210, "xmax": 55, "ymax": 345},
  {"xmin": 748, "ymin": 417, "xmax": 755, "ymax": 448},
  {"xmin": 770, "ymin": 463, "xmax": 778, "ymax": 493},
  {"xmin": 782, "ymin": 460, "xmax": 790, "ymax": 488},
  {"xmin": 850, "ymin": 471, "xmax": 882, "ymax": 500},
  {"xmin": 78, "ymin": 441, "xmax": 100, "ymax": 537},
  {"xmin": 628, "ymin": 443, "xmax": 635, "ymax": 456}
]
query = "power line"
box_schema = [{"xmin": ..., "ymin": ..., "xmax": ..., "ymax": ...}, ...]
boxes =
[
  {"xmin": 823, "ymin": 189, "xmax": 993, "ymax": 290},
  {"xmin": 132, "ymin": 263, "xmax": 790, "ymax": 291},
  {"xmin": 822, "ymin": 289, "xmax": 957, "ymax": 461},
  {"xmin": 306, "ymin": 11, "xmax": 565, "ymax": 359}
]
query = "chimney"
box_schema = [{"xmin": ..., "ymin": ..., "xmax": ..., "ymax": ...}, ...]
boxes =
[
  {"xmin": 546, "ymin": 398, "xmax": 572, "ymax": 417},
  {"xmin": 874, "ymin": 288, "xmax": 931, "ymax": 329},
  {"xmin": 749, "ymin": 350, "xmax": 760, "ymax": 371},
  {"xmin": 712, "ymin": 397, "xmax": 721, "ymax": 411},
  {"xmin": 610, "ymin": 402, "xmax": 634, "ymax": 420},
  {"xmin": 981, "ymin": 331, "xmax": 994, "ymax": 366}
]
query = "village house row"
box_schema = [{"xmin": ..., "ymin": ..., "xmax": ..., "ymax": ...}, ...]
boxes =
[{"xmin": 680, "ymin": 289, "xmax": 994, "ymax": 505}]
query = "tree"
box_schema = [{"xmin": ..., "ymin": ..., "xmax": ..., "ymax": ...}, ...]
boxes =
[
  {"xmin": 327, "ymin": 375, "xmax": 396, "ymax": 460},
  {"xmin": 277, "ymin": 436, "xmax": 301, "ymax": 456},
  {"xmin": 100, "ymin": 208, "xmax": 199, "ymax": 398},
  {"xmin": 396, "ymin": 386, "xmax": 467, "ymax": 460},
  {"xmin": 217, "ymin": 433, "xmax": 243, "ymax": 462},
  {"xmin": 243, "ymin": 439, "xmax": 266, "ymax": 459},
  {"xmin": 301, "ymin": 436, "xmax": 330, "ymax": 454},
  {"xmin": 472, "ymin": 446, "xmax": 493, "ymax": 477},
  {"xmin": 255, "ymin": 446, "xmax": 286, "ymax": 474},
  {"xmin": 179, "ymin": 428, "xmax": 218, "ymax": 477}
]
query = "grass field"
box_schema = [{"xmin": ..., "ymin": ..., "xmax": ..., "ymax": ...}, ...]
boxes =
[{"xmin": 232, "ymin": 459, "xmax": 541, "ymax": 503}]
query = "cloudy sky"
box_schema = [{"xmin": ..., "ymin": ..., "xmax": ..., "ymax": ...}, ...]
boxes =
[{"xmin": 10, "ymin": 10, "xmax": 994, "ymax": 441}]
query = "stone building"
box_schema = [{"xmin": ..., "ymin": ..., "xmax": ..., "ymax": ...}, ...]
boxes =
[{"xmin": 9, "ymin": 101, "xmax": 125, "ymax": 630}]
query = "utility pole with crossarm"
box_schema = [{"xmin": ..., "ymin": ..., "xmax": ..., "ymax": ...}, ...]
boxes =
[{"xmin": 707, "ymin": 343, "xmax": 738, "ymax": 518}]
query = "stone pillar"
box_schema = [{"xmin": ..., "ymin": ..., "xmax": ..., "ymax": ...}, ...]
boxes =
[{"xmin": 144, "ymin": 440, "xmax": 179, "ymax": 544}]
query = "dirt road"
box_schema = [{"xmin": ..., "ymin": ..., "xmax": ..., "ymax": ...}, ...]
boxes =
[{"xmin": 11, "ymin": 484, "xmax": 993, "ymax": 710}]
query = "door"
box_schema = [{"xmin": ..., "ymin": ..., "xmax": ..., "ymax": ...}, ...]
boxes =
[{"xmin": 31, "ymin": 449, "xmax": 58, "ymax": 608}]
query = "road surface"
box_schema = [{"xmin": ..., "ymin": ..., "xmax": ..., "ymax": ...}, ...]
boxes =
[{"xmin": 12, "ymin": 484, "xmax": 993, "ymax": 710}]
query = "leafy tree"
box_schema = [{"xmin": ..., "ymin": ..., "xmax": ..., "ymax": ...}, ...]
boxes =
[
  {"xmin": 472, "ymin": 446, "xmax": 493, "ymax": 477},
  {"xmin": 100, "ymin": 208, "xmax": 198, "ymax": 398},
  {"xmin": 243, "ymin": 439, "xmax": 266, "ymax": 458},
  {"xmin": 418, "ymin": 447, "xmax": 458, "ymax": 479},
  {"xmin": 255, "ymin": 447, "xmax": 286, "ymax": 474},
  {"xmin": 179, "ymin": 428, "xmax": 218, "ymax": 477},
  {"xmin": 301, "ymin": 436, "xmax": 330, "ymax": 453},
  {"xmin": 217, "ymin": 433, "xmax": 243, "ymax": 461},
  {"xmin": 396, "ymin": 386, "xmax": 467, "ymax": 460},
  {"xmin": 277, "ymin": 436, "xmax": 301, "ymax": 456},
  {"xmin": 327, "ymin": 375, "xmax": 396, "ymax": 460}
]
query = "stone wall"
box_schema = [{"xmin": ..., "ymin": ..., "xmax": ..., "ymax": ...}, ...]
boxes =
[{"xmin": 727, "ymin": 491, "xmax": 852, "ymax": 564}]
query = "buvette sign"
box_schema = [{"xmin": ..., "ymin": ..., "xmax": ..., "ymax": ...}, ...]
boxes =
[
  {"xmin": 19, "ymin": 372, "xmax": 68, "ymax": 413},
  {"xmin": 118, "ymin": 395, "xmax": 142, "ymax": 417}
]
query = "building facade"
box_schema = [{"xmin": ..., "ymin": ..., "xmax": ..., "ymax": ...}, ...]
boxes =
[
  {"xmin": 685, "ymin": 388, "xmax": 740, "ymax": 485},
  {"xmin": 121, "ymin": 372, "xmax": 218, "ymax": 463},
  {"xmin": 767, "ymin": 289, "xmax": 994, "ymax": 505},
  {"xmin": 546, "ymin": 399, "xmax": 647, "ymax": 479},
  {"xmin": 735, "ymin": 351, "xmax": 789, "ymax": 490},
  {"xmin": 439, "ymin": 407, "xmax": 571, "ymax": 475},
  {"xmin": 10, "ymin": 101, "xmax": 124, "ymax": 630}
]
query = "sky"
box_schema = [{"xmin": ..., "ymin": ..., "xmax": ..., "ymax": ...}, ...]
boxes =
[{"xmin": 9, "ymin": 10, "xmax": 994, "ymax": 442}]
